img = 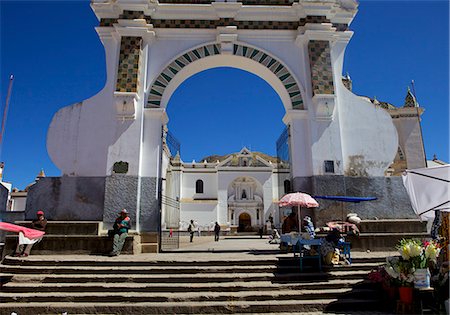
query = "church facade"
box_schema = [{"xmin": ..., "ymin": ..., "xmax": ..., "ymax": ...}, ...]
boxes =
[{"xmin": 162, "ymin": 148, "xmax": 289, "ymax": 232}]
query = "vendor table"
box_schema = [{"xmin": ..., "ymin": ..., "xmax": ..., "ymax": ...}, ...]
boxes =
[{"xmin": 294, "ymin": 239, "xmax": 322, "ymax": 272}]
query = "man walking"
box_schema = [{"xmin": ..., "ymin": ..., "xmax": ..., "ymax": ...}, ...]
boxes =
[
  {"xmin": 214, "ymin": 222, "xmax": 221, "ymax": 242},
  {"xmin": 188, "ymin": 219, "xmax": 195, "ymax": 242}
]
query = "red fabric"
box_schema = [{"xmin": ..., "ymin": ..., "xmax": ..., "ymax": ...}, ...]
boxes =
[
  {"xmin": 0, "ymin": 222, "xmax": 45, "ymax": 239},
  {"xmin": 278, "ymin": 192, "xmax": 319, "ymax": 208}
]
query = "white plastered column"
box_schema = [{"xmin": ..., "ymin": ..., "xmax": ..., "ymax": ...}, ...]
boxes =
[
  {"xmin": 283, "ymin": 110, "xmax": 313, "ymax": 178},
  {"xmin": 295, "ymin": 26, "xmax": 347, "ymax": 176},
  {"xmin": 106, "ymin": 20, "xmax": 156, "ymax": 176}
]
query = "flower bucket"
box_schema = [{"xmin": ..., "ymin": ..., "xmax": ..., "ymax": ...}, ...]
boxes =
[
  {"xmin": 399, "ymin": 286, "xmax": 413, "ymax": 304},
  {"xmin": 414, "ymin": 268, "xmax": 430, "ymax": 289},
  {"xmin": 382, "ymin": 283, "xmax": 397, "ymax": 300}
]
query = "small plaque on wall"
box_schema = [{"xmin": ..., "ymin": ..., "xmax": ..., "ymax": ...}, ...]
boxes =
[{"xmin": 113, "ymin": 161, "xmax": 129, "ymax": 174}]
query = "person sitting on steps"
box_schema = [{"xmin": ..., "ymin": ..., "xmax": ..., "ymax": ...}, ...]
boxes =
[
  {"xmin": 109, "ymin": 209, "xmax": 131, "ymax": 256},
  {"xmin": 14, "ymin": 210, "xmax": 47, "ymax": 257}
]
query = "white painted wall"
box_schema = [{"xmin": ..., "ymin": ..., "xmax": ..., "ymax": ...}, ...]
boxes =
[
  {"xmin": 181, "ymin": 171, "xmax": 218, "ymax": 200},
  {"xmin": 11, "ymin": 196, "xmax": 26, "ymax": 212},
  {"xmin": 180, "ymin": 202, "xmax": 218, "ymax": 230},
  {"xmin": 332, "ymin": 40, "xmax": 398, "ymax": 176},
  {"xmin": 393, "ymin": 116, "xmax": 426, "ymax": 170}
]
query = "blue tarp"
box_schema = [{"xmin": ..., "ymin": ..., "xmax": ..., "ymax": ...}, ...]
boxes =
[{"xmin": 313, "ymin": 196, "xmax": 377, "ymax": 203}]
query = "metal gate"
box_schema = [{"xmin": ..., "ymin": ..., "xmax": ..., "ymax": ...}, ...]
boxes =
[
  {"xmin": 160, "ymin": 195, "xmax": 180, "ymax": 250},
  {"xmin": 160, "ymin": 129, "xmax": 181, "ymax": 251}
]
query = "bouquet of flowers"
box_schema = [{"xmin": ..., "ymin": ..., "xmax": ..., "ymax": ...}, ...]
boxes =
[
  {"xmin": 384, "ymin": 256, "xmax": 415, "ymax": 287},
  {"xmin": 397, "ymin": 238, "xmax": 441, "ymax": 269},
  {"xmin": 379, "ymin": 239, "xmax": 441, "ymax": 288}
]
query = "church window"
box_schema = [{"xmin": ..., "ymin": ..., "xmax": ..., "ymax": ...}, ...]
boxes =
[
  {"xmin": 195, "ymin": 180, "xmax": 204, "ymax": 193},
  {"xmin": 242, "ymin": 189, "xmax": 247, "ymax": 199},
  {"xmin": 257, "ymin": 209, "xmax": 259, "ymax": 220},
  {"xmin": 284, "ymin": 179, "xmax": 291, "ymax": 194}
]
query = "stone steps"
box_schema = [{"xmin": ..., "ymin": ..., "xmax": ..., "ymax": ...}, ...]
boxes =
[
  {"xmin": 1, "ymin": 255, "xmax": 386, "ymax": 266},
  {"xmin": 3, "ymin": 234, "xmax": 134, "ymax": 256},
  {"xmin": 346, "ymin": 232, "xmax": 430, "ymax": 251},
  {"xmin": 13, "ymin": 221, "xmax": 101, "ymax": 235},
  {"xmin": 0, "ymin": 299, "xmax": 385, "ymax": 314},
  {"xmin": 1, "ymin": 270, "xmax": 371, "ymax": 284},
  {"xmin": 0, "ymin": 288, "xmax": 379, "ymax": 303},
  {"xmin": 358, "ymin": 219, "xmax": 427, "ymax": 233},
  {"xmin": 0, "ymin": 262, "xmax": 379, "ymax": 274},
  {"xmin": 0, "ymin": 253, "xmax": 391, "ymax": 314},
  {"xmin": 1, "ymin": 278, "xmax": 368, "ymax": 293}
]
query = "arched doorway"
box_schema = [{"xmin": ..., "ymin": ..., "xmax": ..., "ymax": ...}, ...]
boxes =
[{"xmin": 238, "ymin": 213, "xmax": 252, "ymax": 232}]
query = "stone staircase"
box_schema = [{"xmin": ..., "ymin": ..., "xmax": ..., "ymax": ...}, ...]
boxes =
[
  {"xmin": 345, "ymin": 219, "xmax": 429, "ymax": 251},
  {"xmin": 2, "ymin": 221, "xmax": 136, "ymax": 257},
  {"xmin": 0, "ymin": 254, "xmax": 392, "ymax": 314}
]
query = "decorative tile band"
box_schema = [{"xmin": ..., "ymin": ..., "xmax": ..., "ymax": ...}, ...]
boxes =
[
  {"xmin": 146, "ymin": 44, "xmax": 304, "ymax": 109},
  {"xmin": 308, "ymin": 40, "xmax": 334, "ymax": 95},
  {"xmin": 147, "ymin": 44, "xmax": 221, "ymax": 107},
  {"xmin": 158, "ymin": 0, "xmax": 294, "ymax": 4},
  {"xmin": 100, "ymin": 11, "xmax": 333, "ymax": 31},
  {"xmin": 116, "ymin": 37, "xmax": 142, "ymax": 93},
  {"xmin": 233, "ymin": 45, "xmax": 303, "ymax": 109}
]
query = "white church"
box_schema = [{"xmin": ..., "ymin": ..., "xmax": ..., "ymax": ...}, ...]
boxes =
[{"xmin": 162, "ymin": 147, "xmax": 290, "ymax": 232}]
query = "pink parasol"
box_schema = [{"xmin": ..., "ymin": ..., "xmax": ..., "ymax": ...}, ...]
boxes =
[
  {"xmin": 278, "ymin": 192, "xmax": 319, "ymax": 232},
  {"xmin": 278, "ymin": 192, "xmax": 319, "ymax": 208}
]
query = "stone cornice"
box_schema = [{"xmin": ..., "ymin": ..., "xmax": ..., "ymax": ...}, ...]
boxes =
[
  {"xmin": 91, "ymin": 1, "xmax": 358, "ymax": 25},
  {"xmin": 388, "ymin": 107, "xmax": 425, "ymax": 118}
]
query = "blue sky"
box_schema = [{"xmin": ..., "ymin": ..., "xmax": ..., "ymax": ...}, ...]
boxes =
[{"xmin": 0, "ymin": 0, "xmax": 448, "ymax": 189}]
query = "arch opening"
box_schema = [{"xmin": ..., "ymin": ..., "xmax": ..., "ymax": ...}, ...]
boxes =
[
  {"xmin": 165, "ymin": 67, "xmax": 286, "ymax": 161},
  {"xmin": 147, "ymin": 43, "xmax": 305, "ymax": 112}
]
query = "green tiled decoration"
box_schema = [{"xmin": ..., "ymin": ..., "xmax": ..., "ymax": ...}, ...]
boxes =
[
  {"xmin": 147, "ymin": 44, "xmax": 221, "ymax": 107},
  {"xmin": 146, "ymin": 44, "xmax": 304, "ymax": 110},
  {"xmin": 116, "ymin": 37, "xmax": 142, "ymax": 93},
  {"xmin": 308, "ymin": 40, "xmax": 334, "ymax": 95},
  {"xmin": 99, "ymin": 11, "xmax": 333, "ymax": 31},
  {"xmin": 233, "ymin": 45, "xmax": 303, "ymax": 109}
]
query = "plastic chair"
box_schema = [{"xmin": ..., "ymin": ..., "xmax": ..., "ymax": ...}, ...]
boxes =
[{"xmin": 338, "ymin": 241, "xmax": 351, "ymax": 264}]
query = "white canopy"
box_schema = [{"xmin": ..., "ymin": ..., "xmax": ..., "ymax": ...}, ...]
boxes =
[{"xmin": 402, "ymin": 164, "xmax": 450, "ymax": 221}]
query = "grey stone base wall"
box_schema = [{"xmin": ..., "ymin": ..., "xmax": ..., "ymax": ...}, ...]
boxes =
[
  {"xmin": 23, "ymin": 175, "xmax": 160, "ymax": 234},
  {"xmin": 138, "ymin": 177, "xmax": 159, "ymax": 232},
  {"xmin": 0, "ymin": 184, "xmax": 8, "ymax": 211},
  {"xmin": 103, "ymin": 176, "xmax": 159, "ymax": 232},
  {"xmin": 103, "ymin": 175, "xmax": 139, "ymax": 230},
  {"xmin": 25, "ymin": 177, "xmax": 106, "ymax": 221},
  {"xmin": 292, "ymin": 175, "xmax": 416, "ymax": 227}
]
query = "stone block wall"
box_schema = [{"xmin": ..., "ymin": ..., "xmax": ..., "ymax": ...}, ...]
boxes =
[
  {"xmin": 293, "ymin": 175, "xmax": 416, "ymax": 227},
  {"xmin": 25, "ymin": 177, "xmax": 106, "ymax": 221},
  {"xmin": 103, "ymin": 175, "xmax": 159, "ymax": 232}
]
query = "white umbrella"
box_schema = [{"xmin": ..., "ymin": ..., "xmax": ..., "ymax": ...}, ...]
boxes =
[{"xmin": 402, "ymin": 164, "xmax": 450, "ymax": 221}]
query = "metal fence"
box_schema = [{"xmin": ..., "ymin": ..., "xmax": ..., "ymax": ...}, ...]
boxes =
[
  {"xmin": 276, "ymin": 126, "xmax": 292, "ymax": 196},
  {"xmin": 276, "ymin": 126, "xmax": 290, "ymax": 166},
  {"xmin": 164, "ymin": 130, "xmax": 181, "ymax": 158},
  {"xmin": 160, "ymin": 194, "xmax": 180, "ymax": 250}
]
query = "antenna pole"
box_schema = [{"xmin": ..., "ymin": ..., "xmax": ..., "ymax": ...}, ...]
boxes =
[
  {"xmin": 0, "ymin": 74, "xmax": 14, "ymax": 159},
  {"xmin": 411, "ymin": 80, "xmax": 418, "ymax": 101}
]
